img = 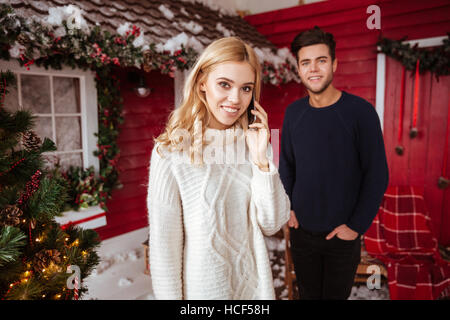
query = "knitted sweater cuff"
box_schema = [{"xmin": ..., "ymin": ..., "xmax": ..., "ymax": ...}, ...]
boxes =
[{"xmin": 251, "ymin": 159, "xmax": 277, "ymax": 193}]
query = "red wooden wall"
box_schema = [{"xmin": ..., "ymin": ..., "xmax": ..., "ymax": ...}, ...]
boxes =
[
  {"xmin": 245, "ymin": 0, "xmax": 450, "ymax": 245},
  {"xmin": 245, "ymin": 0, "xmax": 450, "ymax": 106},
  {"xmin": 384, "ymin": 58, "xmax": 450, "ymax": 245},
  {"xmin": 260, "ymin": 81, "xmax": 305, "ymax": 166},
  {"xmin": 95, "ymin": 69, "xmax": 173, "ymax": 240}
]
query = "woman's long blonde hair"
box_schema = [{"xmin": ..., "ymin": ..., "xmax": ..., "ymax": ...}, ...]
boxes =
[{"xmin": 154, "ymin": 37, "xmax": 262, "ymax": 164}]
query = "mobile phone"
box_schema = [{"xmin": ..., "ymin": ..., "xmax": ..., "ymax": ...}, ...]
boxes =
[{"xmin": 247, "ymin": 96, "xmax": 256, "ymax": 125}]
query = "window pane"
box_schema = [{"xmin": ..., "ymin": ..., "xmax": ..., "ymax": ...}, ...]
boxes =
[
  {"xmin": 53, "ymin": 77, "xmax": 81, "ymax": 113},
  {"xmin": 55, "ymin": 116, "xmax": 81, "ymax": 151},
  {"xmin": 54, "ymin": 153, "xmax": 83, "ymax": 172},
  {"xmin": 21, "ymin": 74, "xmax": 51, "ymax": 113},
  {"xmin": 41, "ymin": 153, "xmax": 59, "ymax": 171},
  {"xmin": 34, "ymin": 116, "xmax": 53, "ymax": 141},
  {"xmin": 2, "ymin": 75, "xmax": 19, "ymax": 112}
]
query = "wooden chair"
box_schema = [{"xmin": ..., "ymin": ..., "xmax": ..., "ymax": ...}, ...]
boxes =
[
  {"xmin": 142, "ymin": 237, "xmax": 150, "ymax": 275},
  {"xmin": 354, "ymin": 236, "xmax": 388, "ymax": 285}
]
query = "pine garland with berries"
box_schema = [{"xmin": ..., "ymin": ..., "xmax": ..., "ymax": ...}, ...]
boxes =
[{"xmin": 377, "ymin": 34, "xmax": 450, "ymax": 79}]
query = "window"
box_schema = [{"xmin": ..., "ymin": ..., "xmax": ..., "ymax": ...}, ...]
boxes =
[{"xmin": 0, "ymin": 60, "xmax": 99, "ymax": 172}]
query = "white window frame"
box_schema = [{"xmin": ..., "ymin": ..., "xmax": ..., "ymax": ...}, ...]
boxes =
[
  {"xmin": 375, "ymin": 36, "xmax": 447, "ymax": 132},
  {"xmin": 1, "ymin": 59, "xmax": 106, "ymax": 229},
  {"xmin": 0, "ymin": 59, "xmax": 99, "ymax": 172}
]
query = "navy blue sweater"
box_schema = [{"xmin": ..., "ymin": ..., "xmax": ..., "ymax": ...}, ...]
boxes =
[{"xmin": 279, "ymin": 91, "xmax": 389, "ymax": 235}]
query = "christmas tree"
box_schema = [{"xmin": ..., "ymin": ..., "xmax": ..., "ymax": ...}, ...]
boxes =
[{"xmin": 0, "ymin": 70, "xmax": 100, "ymax": 300}]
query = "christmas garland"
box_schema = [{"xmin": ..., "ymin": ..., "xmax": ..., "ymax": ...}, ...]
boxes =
[
  {"xmin": 0, "ymin": 4, "xmax": 297, "ymax": 82},
  {"xmin": 377, "ymin": 34, "xmax": 450, "ymax": 78},
  {"xmin": 0, "ymin": 4, "xmax": 299, "ymax": 211},
  {"xmin": 1, "ymin": 70, "xmax": 101, "ymax": 300}
]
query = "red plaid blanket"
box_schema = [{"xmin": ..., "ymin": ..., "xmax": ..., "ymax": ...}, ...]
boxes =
[{"xmin": 364, "ymin": 186, "xmax": 450, "ymax": 300}]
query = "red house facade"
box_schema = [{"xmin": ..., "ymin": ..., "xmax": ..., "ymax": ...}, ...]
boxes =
[
  {"xmin": 3, "ymin": 0, "xmax": 303, "ymax": 241},
  {"xmin": 4, "ymin": 0, "xmax": 448, "ymax": 248},
  {"xmin": 245, "ymin": 0, "xmax": 450, "ymax": 245}
]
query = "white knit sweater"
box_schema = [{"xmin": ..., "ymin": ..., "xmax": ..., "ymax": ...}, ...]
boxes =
[{"xmin": 147, "ymin": 128, "xmax": 290, "ymax": 300}]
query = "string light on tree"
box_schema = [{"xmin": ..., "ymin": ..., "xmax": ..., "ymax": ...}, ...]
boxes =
[{"xmin": 0, "ymin": 11, "xmax": 102, "ymax": 301}]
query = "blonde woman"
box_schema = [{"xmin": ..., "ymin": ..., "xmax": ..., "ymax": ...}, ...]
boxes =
[{"xmin": 147, "ymin": 37, "xmax": 290, "ymax": 300}]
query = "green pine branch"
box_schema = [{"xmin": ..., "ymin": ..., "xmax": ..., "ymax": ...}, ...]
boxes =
[
  {"xmin": 0, "ymin": 71, "xmax": 15, "ymax": 106},
  {"xmin": 0, "ymin": 226, "xmax": 26, "ymax": 267},
  {"xmin": 377, "ymin": 34, "xmax": 450, "ymax": 79},
  {"xmin": 27, "ymin": 176, "xmax": 69, "ymax": 222},
  {"xmin": 0, "ymin": 109, "xmax": 35, "ymax": 154},
  {"xmin": 4, "ymin": 277, "xmax": 44, "ymax": 300},
  {"xmin": 0, "ymin": 151, "xmax": 42, "ymax": 189}
]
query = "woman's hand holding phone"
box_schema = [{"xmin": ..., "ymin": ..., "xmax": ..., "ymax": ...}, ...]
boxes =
[
  {"xmin": 247, "ymin": 96, "xmax": 256, "ymax": 125},
  {"xmin": 246, "ymin": 99, "xmax": 270, "ymax": 171}
]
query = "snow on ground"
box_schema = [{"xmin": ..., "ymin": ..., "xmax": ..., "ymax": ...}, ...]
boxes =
[
  {"xmin": 349, "ymin": 284, "xmax": 390, "ymax": 300},
  {"xmin": 81, "ymin": 228, "xmax": 389, "ymax": 300},
  {"xmin": 81, "ymin": 228, "xmax": 155, "ymax": 300}
]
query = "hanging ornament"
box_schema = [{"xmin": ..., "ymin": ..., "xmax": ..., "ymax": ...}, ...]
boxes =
[
  {"xmin": 395, "ymin": 145, "xmax": 404, "ymax": 156},
  {"xmin": 438, "ymin": 96, "xmax": 450, "ymax": 190},
  {"xmin": 438, "ymin": 177, "xmax": 450, "ymax": 189},
  {"xmin": 396, "ymin": 66, "xmax": 407, "ymax": 155},
  {"xmin": 410, "ymin": 59, "xmax": 420, "ymax": 139},
  {"xmin": 409, "ymin": 128, "xmax": 419, "ymax": 139}
]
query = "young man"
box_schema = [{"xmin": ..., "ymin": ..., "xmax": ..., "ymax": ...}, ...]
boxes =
[{"xmin": 279, "ymin": 26, "xmax": 389, "ymax": 299}]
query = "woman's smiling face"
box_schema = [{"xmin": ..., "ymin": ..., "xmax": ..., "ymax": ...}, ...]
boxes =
[{"xmin": 200, "ymin": 61, "xmax": 255, "ymax": 130}]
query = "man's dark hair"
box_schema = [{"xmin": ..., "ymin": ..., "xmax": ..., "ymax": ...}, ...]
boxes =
[{"xmin": 291, "ymin": 26, "xmax": 336, "ymax": 62}]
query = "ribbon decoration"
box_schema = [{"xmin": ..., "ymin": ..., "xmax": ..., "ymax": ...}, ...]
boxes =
[
  {"xmin": 395, "ymin": 66, "xmax": 407, "ymax": 155},
  {"xmin": 74, "ymin": 274, "xmax": 79, "ymax": 300},
  {"xmin": 410, "ymin": 59, "xmax": 420, "ymax": 138},
  {"xmin": 28, "ymin": 223, "xmax": 33, "ymax": 247},
  {"xmin": 438, "ymin": 95, "xmax": 450, "ymax": 190}
]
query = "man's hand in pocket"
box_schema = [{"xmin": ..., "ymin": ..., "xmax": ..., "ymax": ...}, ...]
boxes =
[{"xmin": 288, "ymin": 210, "xmax": 299, "ymax": 229}]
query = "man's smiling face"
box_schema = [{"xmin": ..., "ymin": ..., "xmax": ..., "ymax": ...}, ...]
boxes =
[{"xmin": 296, "ymin": 43, "xmax": 337, "ymax": 94}]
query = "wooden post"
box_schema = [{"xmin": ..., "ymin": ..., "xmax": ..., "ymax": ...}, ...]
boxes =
[{"xmin": 142, "ymin": 238, "xmax": 150, "ymax": 275}]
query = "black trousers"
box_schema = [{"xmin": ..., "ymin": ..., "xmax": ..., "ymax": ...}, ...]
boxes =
[{"xmin": 289, "ymin": 224, "xmax": 361, "ymax": 300}]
